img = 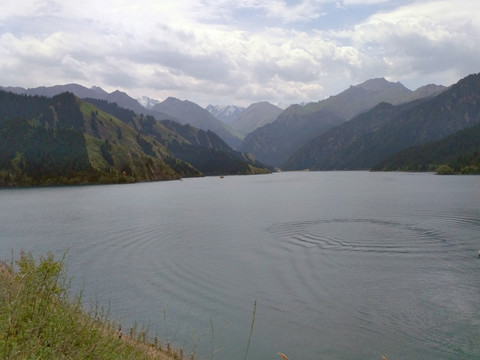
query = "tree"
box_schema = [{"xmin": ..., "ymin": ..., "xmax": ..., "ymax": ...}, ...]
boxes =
[{"xmin": 435, "ymin": 164, "xmax": 454, "ymax": 175}]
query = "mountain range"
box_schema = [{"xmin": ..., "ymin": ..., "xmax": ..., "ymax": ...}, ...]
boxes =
[
  {"xmin": 229, "ymin": 102, "xmax": 283, "ymax": 136},
  {"xmin": 137, "ymin": 96, "xmax": 161, "ymax": 109},
  {"xmin": 0, "ymin": 85, "xmax": 243, "ymax": 149},
  {"xmin": 238, "ymin": 78, "xmax": 447, "ymax": 167},
  {"xmin": 206, "ymin": 102, "xmax": 282, "ymax": 136},
  {"xmin": 0, "ymin": 84, "xmax": 149, "ymax": 115},
  {"xmin": 85, "ymin": 98, "xmax": 266, "ymax": 176},
  {"xmin": 150, "ymin": 97, "xmax": 242, "ymax": 148},
  {"xmin": 2, "ymin": 71, "xmax": 478, "ymax": 183},
  {"xmin": 205, "ymin": 104, "xmax": 245, "ymax": 125},
  {"xmin": 284, "ymin": 73, "xmax": 480, "ymax": 172},
  {"xmin": 371, "ymin": 122, "xmax": 480, "ymax": 174},
  {"xmin": 0, "ymin": 91, "xmax": 269, "ymax": 186}
]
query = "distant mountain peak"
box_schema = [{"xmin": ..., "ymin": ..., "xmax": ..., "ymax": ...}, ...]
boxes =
[
  {"xmin": 137, "ymin": 96, "xmax": 161, "ymax": 109},
  {"xmin": 152, "ymin": 97, "xmax": 243, "ymax": 148},
  {"xmin": 207, "ymin": 104, "xmax": 243, "ymax": 114},
  {"xmin": 90, "ymin": 86, "xmax": 107, "ymax": 95},
  {"xmin": 206, "ymin": 104, "xmax": 245, "ymax": 125},
  {"xmin": 356, "ymin": 78, "xmax": 407, "ymax": 92},
  {"xmin": 274, "ymin": 103, "xmax": 290, "ymax": 110},
  {"xmin": 406, "ymin": 84, "xmax": 447, "ymax": 102},
  {"xmin": 230, "ymin": 101, "xmax": 283, "ymax": 136},
  {"xmin": 164, "ymin": 96, "xmax": 181, "ymax": 103},
  {"xmin": 110, "ymin": 90, "xmax": 126, "ymax": 96}
]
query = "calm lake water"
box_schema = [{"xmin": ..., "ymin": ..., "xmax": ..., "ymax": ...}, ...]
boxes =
[{"xmin": 1, "ymin": 171, "xmax": 479, "ymax": 360}]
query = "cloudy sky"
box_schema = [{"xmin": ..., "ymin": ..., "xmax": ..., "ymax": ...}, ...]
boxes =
[{"xmin": 1, "ymin": 0, "xmax": 479, "ymax": 106}]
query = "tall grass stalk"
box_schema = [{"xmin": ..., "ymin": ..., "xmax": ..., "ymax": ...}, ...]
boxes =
[
  {"xmin": 210, "ymin": 318, "xmax": 214, "ymax": 360},
  {"xmin": 243, "ymin": 300, "xmax": 257, "ymax": 360}
]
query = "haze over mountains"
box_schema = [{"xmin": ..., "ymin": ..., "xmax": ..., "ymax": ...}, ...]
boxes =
[
  {"xmin": 238, "ymin": 78, "xmax": 447, "ymax": 167},
  {"xmin": 150, "ymin": 97, "xmax": 242, "ymax": 149},
  {"xmin": 207, "ymin": 102, "xmax": 283, "ymax": 136},
  {"xmin": 283, "ymin": 73, "xmax": 480, "ymax": 173},
  {"xmin": 205, "ymin": 105, "xmax": 245, "ymax": 125},
  {"xmin": 137, "ymin": 96, "xmax": 161, "ymax": 110},
  {"xmin": 1, "ymin": 71, "xmax": 479, "ymax": 186}
]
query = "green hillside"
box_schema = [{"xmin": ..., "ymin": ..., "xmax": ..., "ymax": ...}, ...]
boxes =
[
  {"xmin": 0, "ymin": 91, "xmax": 199, "ymax": 186},
  {"xmin": 371, "ymin": 123, "xmax": 480, "ymax": 174},
  {"xmin": 85, "ymin": 98, "xmax": 269, "ymax": 176}
]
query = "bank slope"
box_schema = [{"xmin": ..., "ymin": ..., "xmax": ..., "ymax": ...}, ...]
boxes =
[{"xmin": 0, "ymin": 252, "xmax": 177, "ymax": 360}]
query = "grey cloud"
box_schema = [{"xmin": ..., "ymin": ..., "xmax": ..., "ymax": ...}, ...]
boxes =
[
  {"xmin": 101, "ymin": 71, "xmax": 137, "ymax": 88},
  {"xmin": 138, "ymin": 48, "xmax": 233, "ymax": 82},
  {"xmin": 2, "ymin": 0, "xmax": 480, "ymax": 106}
]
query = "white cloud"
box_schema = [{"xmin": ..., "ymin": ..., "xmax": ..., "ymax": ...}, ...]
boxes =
[
  {"xmin": 0, "ymin": 0, "xmax": 479, "ymax": 106},
  {"xmin": 339, "ymin": 0, "xmax": 480, "ymax": 86}
]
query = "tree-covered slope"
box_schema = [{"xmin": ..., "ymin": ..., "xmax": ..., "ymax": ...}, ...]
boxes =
[
  {"xmin": 239, "ymin": 78, "xmax": 419, "ymax": 167},
  {"xmin": 283, "ymin": 97, "xmax": 433, "ymax": 170},
  {"xmin": 151, "ymin": 97, "xmax": 242, "ymax": 149},
  {"xmin": 371, "ymin": 123, "xmax": 480, "ymax": 174},
  {"xmin": 0, "ymin": 91, "xmax": 196, "ymax": 186},
  {"xmin": 283, "ymin": 102, "xmax": 400, "ymax": 170},
  {"xmin": 239, "ymin": 107, "xmax": 343, "ymax": 167},
  {"xmin": 285, "ymin": 72, "xmax": 480, "ymax": 171},
  {"xmin": 86, "ymin": 98, "xmax": 269, "ymax": 176},
  {"xmin": 340, "ymin": 73, "xmax": 480, "ymax": 169},
  {"xmin": 160, "ymin": 120, "xmax": 268, "ymax": 176}
]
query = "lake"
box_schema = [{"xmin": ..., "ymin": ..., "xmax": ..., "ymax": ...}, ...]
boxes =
[{"xmin": 1, "ymin": 171, "xmax": 479, "ymax": 360}]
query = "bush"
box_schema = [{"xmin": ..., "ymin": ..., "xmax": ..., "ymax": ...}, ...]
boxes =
[{"xmin": 435, "ymin": 164, "xmax": 454, "ymax": 175}]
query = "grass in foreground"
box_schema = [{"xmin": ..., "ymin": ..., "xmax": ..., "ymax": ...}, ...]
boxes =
[{"xmin": 0, "ymin": 251, "xmax": 179, "ymax": 360}]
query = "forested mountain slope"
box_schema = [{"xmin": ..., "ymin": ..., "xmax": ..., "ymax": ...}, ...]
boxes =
[
  {"xmin": 0, "ymin": 91, "xmax": 269, "ymax": 186},
  {"xmin": 239, "ymin": 78, "xmax": 440, "ymax": 167},
  {"xmin": 371, "ymin": 123, "xmax": 480, "ymax": 174},
  {"xmin": 0, "ymin": 91, "xmax": 187, "ymax": 186},
  {"xmin": 284, "ymin": 73, "xmax": 480, "ymax": 170},
  {"xmin": 87, "ymin": 98, "xmax": 269, "ymax": 176}
]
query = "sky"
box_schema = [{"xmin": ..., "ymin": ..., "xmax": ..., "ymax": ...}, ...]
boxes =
[{"xmin": 0, "ymin": 0, "xmax": 479, "ymax": 107}]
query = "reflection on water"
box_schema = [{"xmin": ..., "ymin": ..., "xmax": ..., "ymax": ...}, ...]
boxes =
[{"xmin": 0, "ymin": 172, "xmax": 479, "ymax": 360}]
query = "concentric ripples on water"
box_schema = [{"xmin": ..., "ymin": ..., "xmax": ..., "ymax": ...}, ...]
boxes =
[{"xmin": 269, "ymin": 217, "xmax": 452, "ymax": 255}]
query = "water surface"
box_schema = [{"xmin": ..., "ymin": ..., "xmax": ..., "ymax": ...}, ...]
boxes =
[{"xmin": 1, "ymin": 172, "xmax": 479, "ymax": 359}]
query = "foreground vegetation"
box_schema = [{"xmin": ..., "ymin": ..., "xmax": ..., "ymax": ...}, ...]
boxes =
[{"xmin": 0, "ymin": 251, "xmax": 179, "ymax": 360}]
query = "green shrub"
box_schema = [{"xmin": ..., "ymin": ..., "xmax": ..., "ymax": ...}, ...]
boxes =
[{"xmin": 435, "ymin": 164, "xmax": 454, "ymax": 175}]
